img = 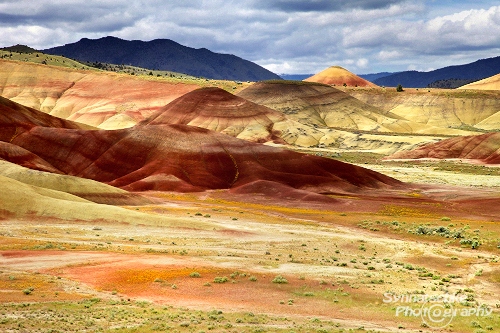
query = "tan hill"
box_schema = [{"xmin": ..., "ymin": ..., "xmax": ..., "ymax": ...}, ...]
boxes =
[
  {"xmin": 458, "ymin": 73, "xmax": 500, "ymax": 90},
  {"xmin": 386, "ymin": 132, "xmax": 500, "ymax": 164},
  {"xmin": 0, "ymin": 173, "xmax": 200, "ymax": 226},
  {"xmin": 142, "ymin": 86, "xmax": 423, "ymax": 151},
  {"xmin": 347, "ymin": 88, "xmax": 500, "ymax": 131},
  {"xmin": 238, "ymin": 81, "xmax": 396, "ymax": 131},
  {"xmin": 238, "ymin": 81, "xmax": 473, "ymax": 135},
  {"xmin": 304, "ymin": 66, "xmax": 378, "ymax": 87},
  {"xmin": 0, "ymin": 93, "xmax": 93, "ymax": 131},
  {"xmin": 0, "ymin": 159, "xmax": 150, "ymax": 205},
  {"xmin": 237, "ymin": 81, "xmax": 473, "ymax": 152}
]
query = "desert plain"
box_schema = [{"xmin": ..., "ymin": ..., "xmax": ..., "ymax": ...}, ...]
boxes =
[{"xmin": 0, "ymin": 52, "xmax": 499, "ymax": 333}]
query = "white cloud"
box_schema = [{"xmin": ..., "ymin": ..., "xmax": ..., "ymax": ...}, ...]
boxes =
[
  {"xmin": 0, "ymin": 1, "xmax": 498, "ymax": 74},
  {"xmin": 345, "ymin": 6, "xmax": 500, "ymax": 55},
  {"xmin": 356, "ymin": 58, "xmax": 369, "ymax": 68},
  {"xmin": 377, "ymin": 50, "xmax": 401, "ymax": 60}
]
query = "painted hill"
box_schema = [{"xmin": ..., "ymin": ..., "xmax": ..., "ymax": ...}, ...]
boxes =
[
  {"xmin": 42, "ymin": 36, "xmax": 281, "ymax": 81},
  {"xmin": 0, "ymin": 171, "xmax": 191, "ymax": 224},
  {"xmin": 0, "ymin": 59, "xmax": 200, "ymax": 128},
  {"xmin": 144, "ymin": 85, "xmax": 406, "ymax": 149},
  {"xmin": 0, "ymin": 94, "xmax": 92, "ymax": 131},
  {"xmin": 140, "ymin": 87, "xmax": 289, "ymax": 144},
  {"xmin": 459, "ymin": 73, "xmax": 500, "ymax": 90},
  {"xmin": 348, "ymin": 88, "xmax": 500, "ymax": 132},
  {"xmin": 238, "ymin": 81, "xmax": 405, "ymax": 132},
  {"xmin": 237, "ymin": 81, "xmax": 472, "ymax": 136},
  {"xmin": 373, "ymin": 56, "xmax": 500, "ymax": 88},
  {"xmin": 387, "ymin": 132, "xmax": 500, "ymax": 165},
  {"xmin": 0, "ymin": 96, "xmax": 401, "ymax": 196},
  {"xmin": 304, "ymin": 66, "xmax": 378, "ymax": 87}
]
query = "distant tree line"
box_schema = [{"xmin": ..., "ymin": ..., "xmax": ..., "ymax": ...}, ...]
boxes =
[{"xmin": 427, "ymin": 78, "xmax": 480, "ymax": 89}]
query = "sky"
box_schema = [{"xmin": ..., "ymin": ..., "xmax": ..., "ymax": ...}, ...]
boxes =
[{"xmin": 0, "ymin": 0, "xmax": 499, "ymax": 74}]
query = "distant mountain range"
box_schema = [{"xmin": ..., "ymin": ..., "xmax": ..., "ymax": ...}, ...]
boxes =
[
  {"xmin": 42, "ymin": 36, "xmax": 281, "ymax": 82},
  {"xmin": 5, "ymin": 37, "xmax": 499, "ymax": 87},
  {"xmin": 358, "ymin": 72, "xmax": 394, "ymax": 82},
  {"xmin": 308, "ymin": 56, "xmax": 500, "ymax": 88},
  {"xmin": 282, "ymin": 72, "xmax": 396, "ymax": 82},
  {"xmin": 371, "ymin": 56, "xmax": 500, "ymax": 88},
  {"xmin": 280, "ymin": 74, "xmax": 312, "ymax": 81}
]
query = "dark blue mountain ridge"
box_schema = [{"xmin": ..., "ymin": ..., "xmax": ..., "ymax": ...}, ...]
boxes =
[
  {"xmin": 358, "ymin": 72, "xmax": 395, "ymax": 82},
  {"xmin": 42, "ymin": 36, "xmax": 281, "ymax": 82},
  {"xmin": 372, "ymin": 56, "xmax": 500, "ymax": 88}
]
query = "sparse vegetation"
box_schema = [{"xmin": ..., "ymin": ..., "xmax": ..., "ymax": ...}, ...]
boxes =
[
  {"xmin": 213, "ymin": 276, "xmax": 229, "ymax": 284},
  {"xmin": 272, "ymin": 275, "xmax": 288, "ymax": 284},
  {"xmin": 189, "ymin": 272, "xmax": 201, "ymax": 278}
]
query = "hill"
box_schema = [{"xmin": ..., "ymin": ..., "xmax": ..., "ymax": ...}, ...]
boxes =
[
  {"xmin": 238, "ymin": 81, "xmax": 400, "ymax": 132},
  {"xmin": 347, "ymin": 88, "xmax": 500, "ymax": 131},
  {"xmin": 304, "ymin": 66, "xmax": 378, "ymax": 87},
  {"xmin": 427, "ymin": 78, "xmax": 478, "ymax": 89},
  {"xmin": 459, "ymin": 73, "xmax": 500, "ymax": 90},
  {"xmin": 0, "ymin": 59, "xmax": 227, "ymax": 128},
  {"xmin": 42, "ymin": 36, "xmax": 281, "ymax": 81},
  {"xmin": 0, "ymin": 95, "xmax": 401, "ymax": 197},
  {"xmin": 140, "ymin": 87, "xmax": 288, "ymax": 144},
  {"xmin": 1, "ymin": 44, "xmax": 38, "ymax": 53},
  {"xmin": 237, "ymin": 81, "xmax": 472, "ymax": 152},
  {"xmin": 387, "ymin": 132, "xmax": 500, "ymax": 165},
  {"xmin": 373, "ymin": 56, "xmax": 500, "ymax": 88}
]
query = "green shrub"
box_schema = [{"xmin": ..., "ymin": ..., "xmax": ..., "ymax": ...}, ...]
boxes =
[
  {"xmin": 213, "ymin": 276, "xmax": 228, "ymax": 284},
  {"xmin": 272, "ymin": 275, "xmax": 288, "ymax": 284}
]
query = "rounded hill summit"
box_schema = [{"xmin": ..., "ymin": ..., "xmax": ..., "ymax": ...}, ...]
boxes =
[{"xmin": 304, "ymin": 66, "xmax": 378, "ymax": 88}]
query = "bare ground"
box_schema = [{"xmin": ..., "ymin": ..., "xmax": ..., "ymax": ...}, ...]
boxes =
[{"xmin": 1, "ymin": 186, "xmax": 499, "ymax": 332}]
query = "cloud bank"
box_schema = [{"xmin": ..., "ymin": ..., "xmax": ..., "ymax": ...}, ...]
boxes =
[{"xmin": 0, "ymin": 0, "xmax": 499, "ymax": 74}]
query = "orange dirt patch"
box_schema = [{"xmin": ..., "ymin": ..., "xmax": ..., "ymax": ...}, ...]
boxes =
[
  {"xmin": 29, "ymin": 253, "xmax": 414, "ymax": 328},
  {"xmin": 0, "ymin": 271, "xmax": 87, "ymax": 303}
]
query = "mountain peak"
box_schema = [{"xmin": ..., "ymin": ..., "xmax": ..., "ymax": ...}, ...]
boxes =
[{"xmin": 42, "ymin": 36, "xmax": 280, "ymax": 81}]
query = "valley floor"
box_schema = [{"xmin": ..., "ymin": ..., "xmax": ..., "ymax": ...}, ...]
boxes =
[{"xmin": 1, "ymin": 164, "xmax": 500, "ymax": 332}]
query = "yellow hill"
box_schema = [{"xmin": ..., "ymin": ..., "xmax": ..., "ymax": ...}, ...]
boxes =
[
  {"xmin": 304, "ymin": 66, "xmax": 378, "ymax": 88},
  {"xmin": 459, "ymin": 73, "xmax": 500, "ymax": 90},
  {"xmin": 347, "ymin": 88, "xmax": 500, "ymax": 132}
]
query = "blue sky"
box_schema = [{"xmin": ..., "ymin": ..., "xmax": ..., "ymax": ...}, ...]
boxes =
[{"xmin": 0, "ymin": 1, "xmax": 499, "ymax": 74}]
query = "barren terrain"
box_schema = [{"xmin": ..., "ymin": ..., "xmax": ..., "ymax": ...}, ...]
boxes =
[{"xmin": 0, "ymin": 57, "xmax": 499, "ymax": 333}]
